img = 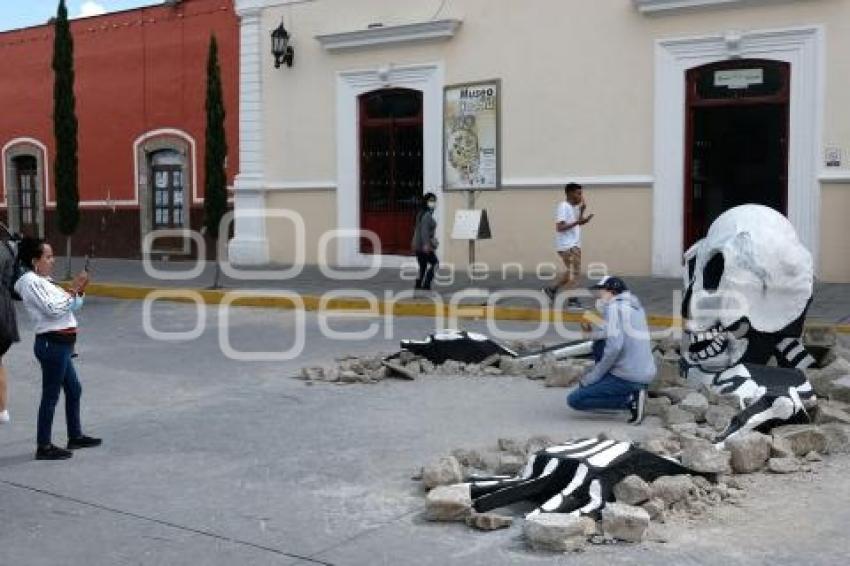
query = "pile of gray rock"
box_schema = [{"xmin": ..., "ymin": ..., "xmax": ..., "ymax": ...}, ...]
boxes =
[
  {"xmin": 297, "ymin": 344, "xmax": 594, "ymax": 386},
  {"xmin": 645, "ymin": 328, "xmax": 850, "ymax": 475},
  {"xmin": 298, "ymin": 354, "xmax": 390, "ymax": 384},
  {"xmin": 297, "ymin": 351, "xmax": 509, "ymax": 384},
  {"xmin": 645, "ymin": 373, "xmax": 850, "ymax": 477},
  {"xmin": 420, "ymin": 415, "xmax": 850, "ymax": 553},
  {"xmin": 419, "ymin": 433, "xmax": 749, "ymax": 551},
  {"xmin": 803, "ymin": 336, "xmax": 850, "ymax": 403}
]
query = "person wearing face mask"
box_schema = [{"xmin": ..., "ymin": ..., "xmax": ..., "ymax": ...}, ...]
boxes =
[
  {"xmin": 567, "ymin": 276, "xmax": 656, "ymax": 424},
  {"xmin": 412, "ymin": 192, "xmax": 439, "ymax": 292},
  {"xmin": 14, "ymin": 237, "xmax": 101, "ymax": 460}
]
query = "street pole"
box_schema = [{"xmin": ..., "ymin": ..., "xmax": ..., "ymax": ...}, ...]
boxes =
[{"xmin": 467, "ymin": 189, "xmax": 475, "ymax": 274}]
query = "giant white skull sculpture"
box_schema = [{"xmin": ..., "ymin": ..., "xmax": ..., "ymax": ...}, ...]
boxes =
[
  {"xmin": 680, "ymin": 205, "xmax": 818, "ymax": 446},
  {"xmin": 682, "ymin": 204, "xmax": 814, "ymax": 372}
]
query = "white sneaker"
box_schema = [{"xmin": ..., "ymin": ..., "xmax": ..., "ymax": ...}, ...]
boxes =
[{"xmin": 0, "ymin": 410, "xmax": 9, "ymax": 424}]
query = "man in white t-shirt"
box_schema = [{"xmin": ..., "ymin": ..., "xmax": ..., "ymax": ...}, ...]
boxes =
[{"xmin": 543, "ymin": 182, "xmax": 593, "ymax": 308}]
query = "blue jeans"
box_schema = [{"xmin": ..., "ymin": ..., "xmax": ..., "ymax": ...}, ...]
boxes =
[
  {"xmin": 569, "ymin": 337, "xmax": 643, "ymax": 412},
  {"xmin": 567, "ymin": 373, "xmax": 645, "ymax": 411},
  {"xmin": 34, "ymin": 336, "xmax": 82, "ymax": 446}
]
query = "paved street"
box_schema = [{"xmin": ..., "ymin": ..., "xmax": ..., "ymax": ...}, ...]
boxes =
[{"xmin": 1, "ymin": 297, "xmax": 849, "ymax": 565}]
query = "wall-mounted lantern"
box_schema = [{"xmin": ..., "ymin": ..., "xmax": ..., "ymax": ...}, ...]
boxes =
[{"xmin": 271, "ymin": 22, "xmax": 294, "ymax": 68}]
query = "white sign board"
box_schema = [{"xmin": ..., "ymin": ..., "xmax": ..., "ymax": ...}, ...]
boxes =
[
  {"xmin": 451, "ymin": 209, "xmax": 492, "ymax": 240},
  {"xmin": 715, "ymin": 68, "xmax": 763, "ymax": 89}
]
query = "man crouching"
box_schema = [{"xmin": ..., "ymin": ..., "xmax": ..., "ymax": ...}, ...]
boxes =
[{"xmin": 567, "ymin": 276, "xmax": 656, "ymax": 424}]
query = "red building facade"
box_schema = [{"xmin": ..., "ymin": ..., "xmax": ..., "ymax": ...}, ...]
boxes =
[{"xmin": 0, "ymin": 0, "xmax": 238, "ymax": 257}]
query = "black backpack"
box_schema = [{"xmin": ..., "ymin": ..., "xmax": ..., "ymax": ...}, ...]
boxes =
[{"xmin": 0, "ymin": 232, "xmax": 23, "ymax": 301}]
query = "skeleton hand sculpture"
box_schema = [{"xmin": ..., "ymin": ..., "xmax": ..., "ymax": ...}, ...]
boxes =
[
  {"xmin": 398, "ymin": 329, "xmax": 592, "ymax": 366},
  {"xmin": 400, "ymin": 330, "xmax": 517, "ymax": 364},
  {"xmin": 469, "ymin": 438, "xmax": 705, "ymax": 518}
]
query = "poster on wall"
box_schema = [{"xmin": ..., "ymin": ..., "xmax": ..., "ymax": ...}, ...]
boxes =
[{"xmin": 443, "ymin": 80, "xmax": 501, "ymax": 190}]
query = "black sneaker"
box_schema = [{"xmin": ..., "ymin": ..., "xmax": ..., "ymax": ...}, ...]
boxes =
[
  {"xmin": 542, "ymin": 287, "xmax": 556, "ymax": 303},
  {"xmin": 36, "ymin": 444, "xmax": 73, "ymax": 460},
  {"xmin": 67, "ymin": 435, "xmax": 102, "ymax": 450},
  {"xmin": 628, "ymin": 389, "xmax": 647, "ymax": 425}
]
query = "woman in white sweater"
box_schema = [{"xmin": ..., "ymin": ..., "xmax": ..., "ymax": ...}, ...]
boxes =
[{"xmin": 14, "ymin": 238, "xmax": 100, "ymax": 460}]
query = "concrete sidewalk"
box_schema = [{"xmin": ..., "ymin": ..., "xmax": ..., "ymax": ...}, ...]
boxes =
[{"xmin": 75, "ymin": 257, "xmax": 850, "ymax": 327}]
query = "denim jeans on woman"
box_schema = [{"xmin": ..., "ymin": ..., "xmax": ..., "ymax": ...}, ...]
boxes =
[
  {"xmin": 566, "ymin": 339, "xmax": 645, "ymax": 411},
  {"xmin": 34, "ymin": 336, "xmax": 82, "ymax": 446}
]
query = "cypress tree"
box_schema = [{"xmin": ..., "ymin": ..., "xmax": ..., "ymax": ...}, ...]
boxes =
[
  {"xmin": 203, "ymin": 35, "xmax": 228, "ymax": 289},
  {"xmin": 52, "ymin": 0, "xmax": 80, "ymax": 278}
]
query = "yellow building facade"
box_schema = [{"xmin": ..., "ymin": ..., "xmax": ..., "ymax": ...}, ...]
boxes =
[{"xmin": 229, "ymin": 0, "xmax": 850, "ymax": 281}]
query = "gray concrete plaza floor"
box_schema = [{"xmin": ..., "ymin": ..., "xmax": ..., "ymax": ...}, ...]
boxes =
[{"xmin": 1, "ymin": 297, "xmax": 849, "ymax": 565}]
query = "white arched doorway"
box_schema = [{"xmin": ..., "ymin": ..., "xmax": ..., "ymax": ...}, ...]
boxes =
[
  {"xmin": 133, "ymin": 129, "xmax": 197, "ymax": 254},
  {"xmin": 652, "ymin": 26, "xmax": 823, "ymax": 277},
  {"xmin": 336, "ymin": 63, "xmax": 444, "ymax": 267},
  {"xmin": 2, "ymin": 137, "xmax": 49, "ymax": 238}
]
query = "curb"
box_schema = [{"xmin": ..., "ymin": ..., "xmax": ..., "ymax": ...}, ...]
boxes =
[{"xmin": 84, "ymin": 282, "xmax": 850, "ymax": 334}]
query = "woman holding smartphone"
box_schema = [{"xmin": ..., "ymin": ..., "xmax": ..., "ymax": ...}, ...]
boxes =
[{"xmin": 14, "ymin": 238, "xmax": 100, "ymax": 460}]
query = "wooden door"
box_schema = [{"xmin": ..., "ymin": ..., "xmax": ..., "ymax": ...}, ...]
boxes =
[
  {"xmin": 359, "ymin": 88, "xmax": 423, "ymax": 255},
  {"xmin": 684, "ymin": 59, "xmax": 790, "ymax": 248}
]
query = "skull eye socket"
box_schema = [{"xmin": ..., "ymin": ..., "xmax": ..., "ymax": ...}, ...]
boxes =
[{"xmin": 703, "ymin": 252, "xmax": 725, "ymax": 292}]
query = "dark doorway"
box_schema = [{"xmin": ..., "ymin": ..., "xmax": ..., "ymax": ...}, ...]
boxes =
[
  {"xmin": 12, "ymin": 155, "xmax": 39, "ymax": 236},
  {"xmin": 152, "ymin": 165, "xmax": 184, "ymax": 229},
  {"xmin": 148, "ymin": 149, "xmax": 187, "ymax": 254},
  {"xmin": 150, "ymin": 150, "xmax": 186, "ymax": 230},
  {"xmin": 359, "ymin": 88, "xmax": 423, "ymax": 255},
  {"xmin": 685, "ymin": 59, "xmax": 790, "ymax": 248}
]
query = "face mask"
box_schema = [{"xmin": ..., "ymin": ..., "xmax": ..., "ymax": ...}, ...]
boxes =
[
  {"xmin": 595, "ymin": 298, "xmax": 609, "ymax": 313},
  {"xmin": 427, "ymin": 201, "xmax": 436, "ymax": 210}
]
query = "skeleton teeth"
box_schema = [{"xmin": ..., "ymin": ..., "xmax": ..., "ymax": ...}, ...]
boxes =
[{"xmin": 707, "ymin": 344, "xmax": 719, "ymax": 355}]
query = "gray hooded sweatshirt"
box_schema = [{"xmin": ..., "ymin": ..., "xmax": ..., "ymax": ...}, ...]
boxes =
[{"xmin": 581, "ymin": 291, "xmax": 656, "ymax": 387}]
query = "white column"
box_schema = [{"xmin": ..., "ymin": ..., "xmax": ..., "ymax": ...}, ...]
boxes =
[{"xmin": 229, "ymin": 6, "xmax": 270, "ymax": 265}]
